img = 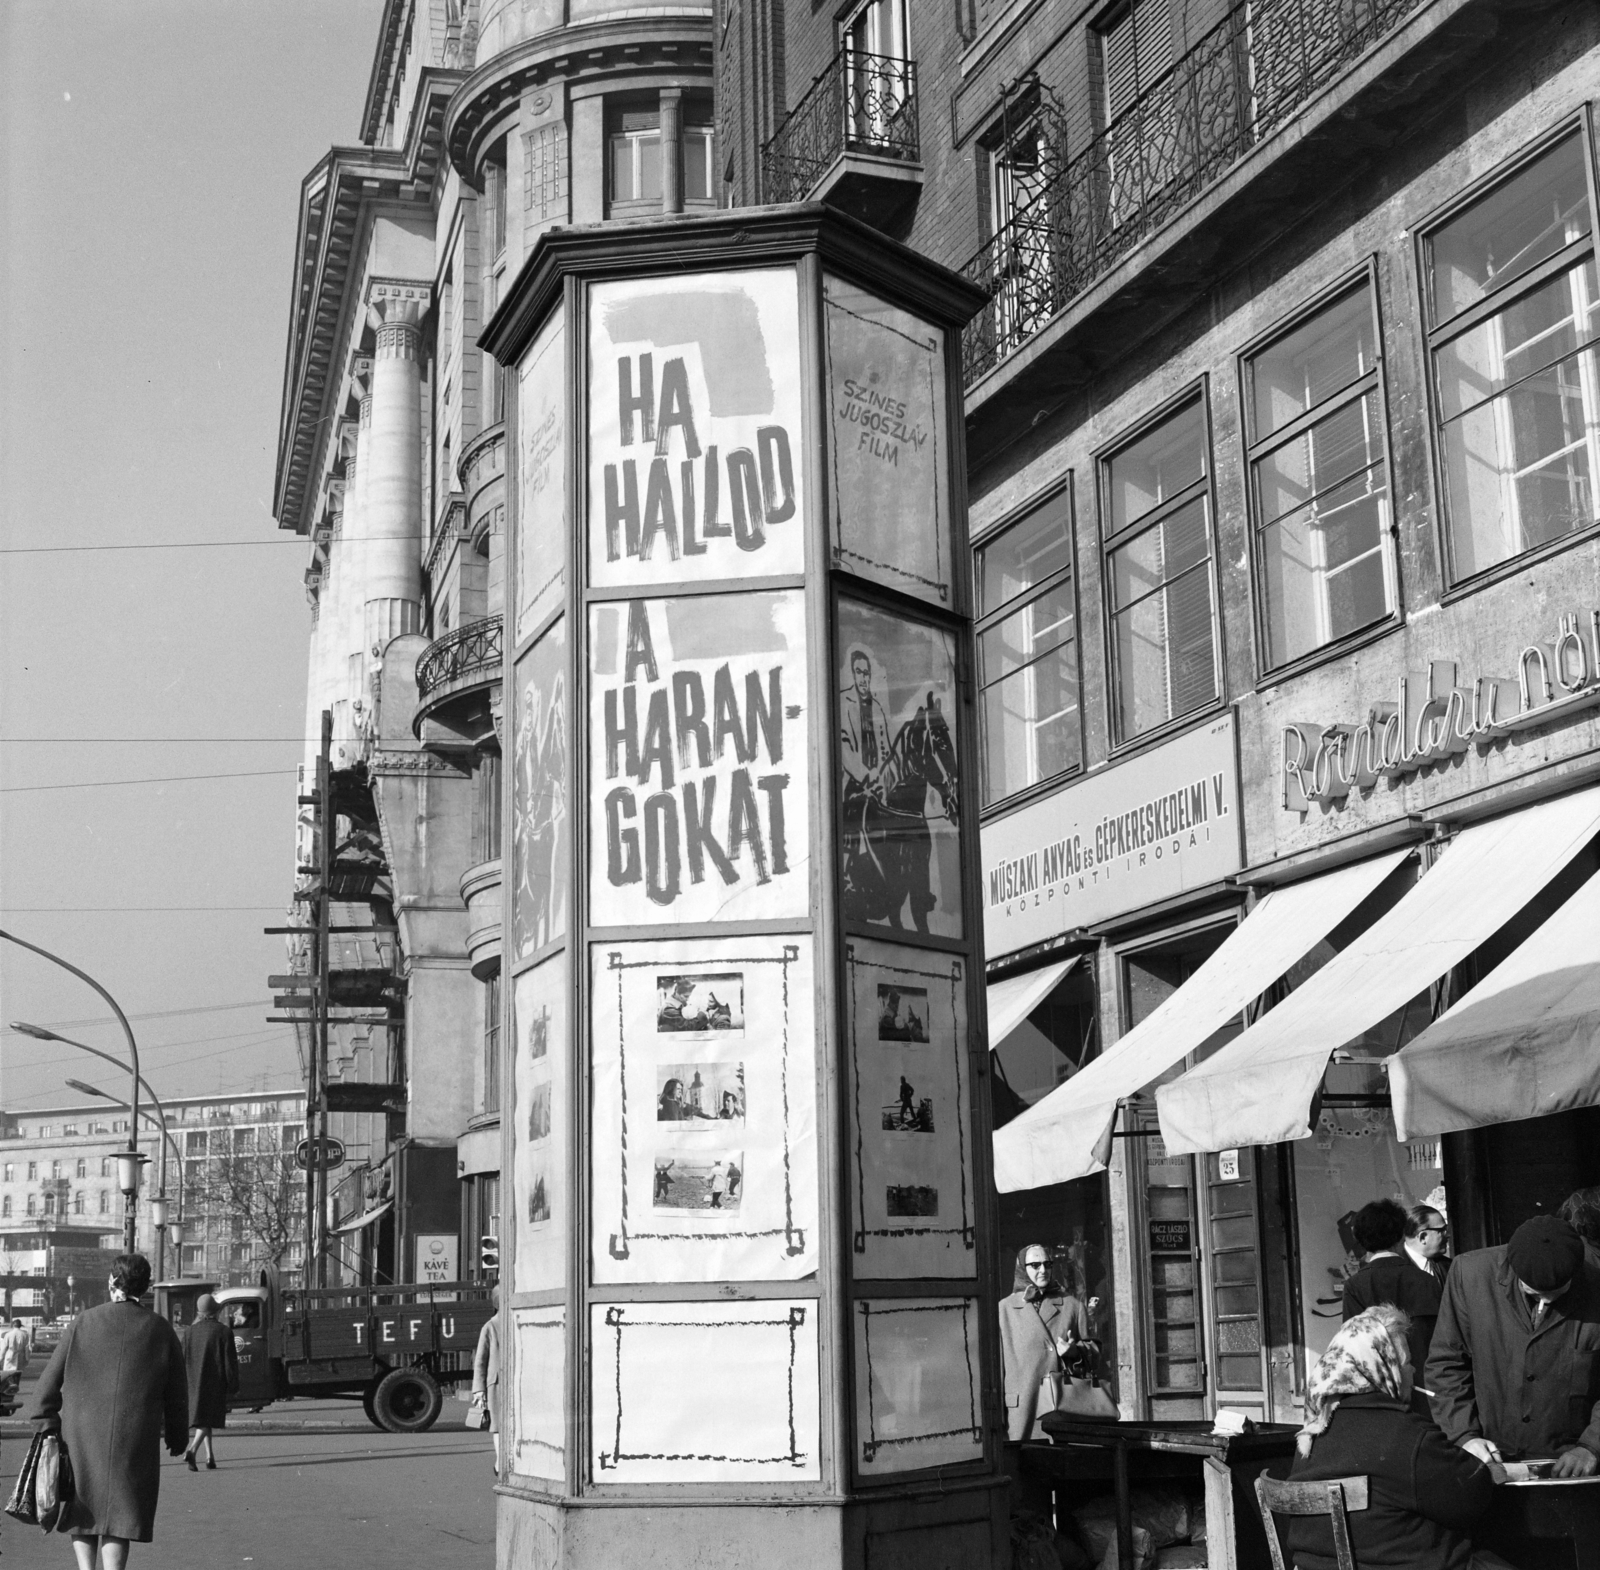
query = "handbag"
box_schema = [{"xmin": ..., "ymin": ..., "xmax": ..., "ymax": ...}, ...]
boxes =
[
  {"xmin": 467, "ymin": 1392, "xmax": 491, "ymax": 1432},
  {"xmin": 4, "ymin": 1430, "xmax": 44, "ymax": 1525},
  {"xmin": 1054, "ymin": 1341, "xmax": 1119, "ymax": 1421},
  {"xmin": 35, "ymin": 1430, "xmax": 76, "ymax": 1531}
]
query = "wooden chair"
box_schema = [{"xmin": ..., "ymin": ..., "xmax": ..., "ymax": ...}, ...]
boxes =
[{"xmin": 1254, "ymin": 1472, "xmax": 1370, "ymax": 1570}]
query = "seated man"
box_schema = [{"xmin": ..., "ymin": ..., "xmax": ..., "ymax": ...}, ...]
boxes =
[
  {"xmin": 1427, "ymin": 1215, "xmax": 1600, "ymax": 1477},
  {"xmin": 1344, "ymin": 1198, "xmax": 1445, "ymax": 1372}
]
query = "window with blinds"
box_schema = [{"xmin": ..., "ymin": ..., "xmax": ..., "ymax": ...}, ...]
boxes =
[
  {"xmin": 1101, "ymin": 0, "xmax": 1175, "ymax": 125},
  {"xmin": 1101, "ymin": 394, "xmax": 1221, "ymax": 745}
]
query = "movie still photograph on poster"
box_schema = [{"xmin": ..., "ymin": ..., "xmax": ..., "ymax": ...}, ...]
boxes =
[
  {"xmin": 514, "ymin": 954, "xmax": 567, "ymax": 1295},
  {"xmin": 823, "ymin": 276, "xmax": 951, "ymax": 608},
  {"xmin": 880, "ymin": 1075, "xmax": 934, "ymax": 1134},
  {"xmin": 837, "ymin": 600, "xmax": 963, "ymax": 939},
  {"xmin": 877, "ymin": 983, "xmax": 929, "ymax": 1042},
  {"xmin": 655, "ymin": 971, "xmax": 745, "ymax": 1039},
  {"xmin": 588, "ymin": 590, "xmax": 810, "ymax": 928},
  {"xmin": 512, "ymin": 619, "xmax": 568, "ymax": 960},
  {"xmin": 658, "ymin": 1061, "xmax": 746, "ymax": 1129},
  {"xmin": 652, "ymin": 1153, "xmax": 745, "ymax": 1212},
  {"xmin": 846, "ymin": 937, "xmax": 974, "ymax": 1279},
  {"xmin": 587, "ymin": 268, "xmax": 806, "ymax": 591},
  {"xmin": 590, "ymin": 936, "xmax": 817, "ymax": 1284}
]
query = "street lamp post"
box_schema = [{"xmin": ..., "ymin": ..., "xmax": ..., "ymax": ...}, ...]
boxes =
[
  {"xmin": 60, "ymin": 1074, "xmax": 183, "ymax": 1279},
  {"xmin": 0, "ymin": 931, "xmax": 142, "ymax": 1250}
]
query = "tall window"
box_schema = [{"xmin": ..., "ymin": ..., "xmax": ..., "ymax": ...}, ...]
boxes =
[
  {"xmin": 976, "ymin": 486, "xmax": 1081, "ymax": 806},
  {"xmin": 610, "ymin": 108, "xmax": 663, "ymax": 209},
  {"xmin": 99, "ymin": 1191, "xmax": 109, "ymax": 1214},
  {"xmin": 2, "ymin": 1163, "xmax": 11, "ymax": 1182},
  {"xmin": 1102, "ymin": 395, "xmax": 1219, "ymax": 744},
  {"xmin": 26, "ymin": 1195, "xmax": 36, "ymax": 1216},
  {"xmin": 1099, "ymin": 0, "xmax": 1176, "ymax": 226},
  {"xmin": 483, "ymin": 969, "xmax": 502, "ymax": 1116},
  {"xmin": 1, "ymin": 1197, "xmax": 10, "ymax": 1218},
  {"xmin": 683, "ymin": 114, "xmax": 716, "ymax": 203},
  {"xmin": 26, "ymin": 1162, "xmax": 36, "ymax": 1181},
  {"xmin": 73, "ymin": 1191, "xmax": 84, "ymax": 1215},
  {"xmin": 75, "ymin": 1158, "xmax": 87, "ymax": 1178},
  {"xmin": 1244, "ymin": 282, "xmax": 1394, "ymax": 669},
  {"xmin": 987, "ymin": 99, "xmax": 1065, "ymax": 363},
  {"xmin": 1425, "ymin": 131, "xmax": 1600, "ymax": 582},
  {"xmin": 103, "ymin": 1155, "xmax": 116, "ymax": 1175},
  {"xmin": 842, "ymin": 0, "xmax": 910, "ymax": 150}
]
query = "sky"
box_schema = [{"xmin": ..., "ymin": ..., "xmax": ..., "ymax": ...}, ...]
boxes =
[{"xmin": 1, "ymin": 0, "xmax": 386, "ymax": 1112}]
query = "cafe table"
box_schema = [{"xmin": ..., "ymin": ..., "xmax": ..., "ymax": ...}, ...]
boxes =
[
  {"xmin": 1026, "ymin": 1415, "xmax": 1301, "ymax": 1570},
  {"xmin": 1483, "ymin": 1475, "xmax": 1600, "ymax": 1568}
]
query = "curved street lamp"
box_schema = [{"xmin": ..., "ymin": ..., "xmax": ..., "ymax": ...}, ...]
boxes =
[{"xmin": 0, "ymin": 931, "xmax": 141, "ymax": 1250}]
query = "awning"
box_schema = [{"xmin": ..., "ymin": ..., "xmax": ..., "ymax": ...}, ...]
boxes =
[
  {"xmin": 331, "ymin": 1199, "xmax": 393, "ymax": 1235},
  {"xmin": 1157, "ymin": 786, "xmax": 1600, "ymax": 1155},
  {"xmin": 1392, "ymin": 868, "xmax": 1600, "ymax": 1139},
  {"xmin": 992, "ymin": 847, "xmax": 1411, "ymax": 1192},
  {"xmin": 986, "ymin": 958, "xmax": 1077, "ymax": 1050}
]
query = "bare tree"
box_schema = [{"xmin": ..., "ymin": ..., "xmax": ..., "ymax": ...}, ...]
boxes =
[{"xmin": 189, "ymin": 1145, "xmax": 305, "ymax": 1277}]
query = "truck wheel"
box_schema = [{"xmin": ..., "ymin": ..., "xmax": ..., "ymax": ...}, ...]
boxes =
[
  {"xmin": 373, "ymin": 1366, "xmax": 443, "ymax": 1433},
  {"xmin": 362, "ymin": 1377, "xmax": 385, "ymax": 1430}
]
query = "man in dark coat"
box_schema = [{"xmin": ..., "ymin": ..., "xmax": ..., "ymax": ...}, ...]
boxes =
[
  {"xmin": 181, "ymin": 1293, "xmax": 239, "ymax": 1471},
  {"xmin": 1426, "ymin": 1215, "xmax": 1600, "ymax": 1477},
  {"xmin": 28, "ymin": 1253, "xmax": 188, "ymax": 1563},
  {"xmin": 1344, "ymin": 1198, "xmax": 1446, "ymax": 1372}
]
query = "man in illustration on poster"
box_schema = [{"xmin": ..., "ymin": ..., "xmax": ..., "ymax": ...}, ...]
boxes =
[{"xmin": 839, "ymin": 644, "xmax": 959, "ymax": 933}]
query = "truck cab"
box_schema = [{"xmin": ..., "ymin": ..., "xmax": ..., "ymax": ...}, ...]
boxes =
[{"xmin": 214, "ymin": 1283, "xmax": 275, "ymax": 1408}]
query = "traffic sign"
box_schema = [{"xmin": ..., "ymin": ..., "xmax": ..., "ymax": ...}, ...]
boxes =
[{"xmin": 295, "ymin": 1135, "xmax": 347, "ymax": 1172}]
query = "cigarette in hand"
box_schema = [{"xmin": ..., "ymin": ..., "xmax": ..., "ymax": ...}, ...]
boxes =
[{"xmin": 1415, "ymin": 1386, "xmax": 1435, "ymax": 1397}]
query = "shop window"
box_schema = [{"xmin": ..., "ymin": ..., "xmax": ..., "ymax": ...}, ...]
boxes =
[
  {"xmin": 975, "ymin": 485, "xmax": 1080, "ymax": 808},
  {"xmin": 1243, "ymin": 281, "xmax": 1395, "ymax": 670},
  {"xmin": 609, "ymin": 108, "xmax": 663, "ymax": 211},
  {"xmin": 1424, "ymin": 130, "xmax": 1600, "ymax": 583},
  {"xmin": 1101, "ymin": 394, "xmax": 1219, "ymax": 745}
]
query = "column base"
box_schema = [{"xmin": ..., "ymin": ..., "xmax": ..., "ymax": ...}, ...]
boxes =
[{"xmin": 496, "ymin": 1475, "xmax": 1010, "ymax": 1570}]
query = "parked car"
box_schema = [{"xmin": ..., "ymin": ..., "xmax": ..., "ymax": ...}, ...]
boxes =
[{"xmin": 30, "ymin": 1315, "xmax": 74, "ymax": 1354}]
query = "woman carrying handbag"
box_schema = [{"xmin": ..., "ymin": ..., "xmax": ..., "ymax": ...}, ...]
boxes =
[{"xmin": 999, "ymin": 1244, "xmax": 1099, "ymax": 1442}]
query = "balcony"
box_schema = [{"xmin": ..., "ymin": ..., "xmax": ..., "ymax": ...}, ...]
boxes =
[
  {"xmin": 413, "ymin": 613, "xmax": 503, "ymax": 745},
  {"xmin": 762, "ymin": 49, "xmax": 921, "ymax": 229}
]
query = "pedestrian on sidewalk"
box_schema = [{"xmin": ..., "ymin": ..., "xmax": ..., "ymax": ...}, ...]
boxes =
[
  {"xmin": 27, "ymin": 1253, "xmax": 188, "ymax": 1570},
  {"xmin": 471, "ymin": 1286, "xmax": 500, "ymax": 1475},
  {"xmin": 181, "ymin": 1294, "xmax": 239, "ymax": 1472},
  {"xmin": 0, "ymin": 1316, "xmax": 29, "ymax": 1408}
]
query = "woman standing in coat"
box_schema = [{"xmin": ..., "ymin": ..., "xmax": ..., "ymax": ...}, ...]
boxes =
[
  {"xmin": 471, "ymin": 1285, "xmax": 501, "ymax": 1474},
  {"xmin": 998, "ymin": 1244, "xmax": 1091, "ymax": 1442},
  {"xmin": 181, "ymin": 1294, "xmax": 239, "ymax": 1471},
  {"xmin": 27, "ymin": 1253, "xmax": 188, "ymax": 1570}
]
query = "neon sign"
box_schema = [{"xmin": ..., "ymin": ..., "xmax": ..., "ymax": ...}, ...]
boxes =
[{"xmin": 1283, "ymin": 609, "xmax": 1600, "ymax": 813}]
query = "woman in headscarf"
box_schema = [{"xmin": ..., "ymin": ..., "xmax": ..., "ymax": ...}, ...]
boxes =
[
  {"xmin": 181, "ymin": 1293, "xmax": 239, "ymax": 1471},
  {"xmin": 28, "ymin": 1253, "xmax": 188, "ymax": 1569},
  {"xmin": 998, "ymin": 1244, "xmax": 1091, "ymax": 1442},
  {"xmin": 1286, "ymin": 1307, "xmax": 1511, "ymax": 1570}
]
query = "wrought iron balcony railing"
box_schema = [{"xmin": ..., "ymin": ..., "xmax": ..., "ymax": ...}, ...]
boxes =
[
  {"xmin": 415, "ymin": 613, "xmax": 503, "ymax": 702},
  {"xmin": 762, "ymin": 49, "xmax": 919, "ymax": 206},
  {"xmin": 961, "ymin": 0, "xmax": 1425, "ymax": 385}
]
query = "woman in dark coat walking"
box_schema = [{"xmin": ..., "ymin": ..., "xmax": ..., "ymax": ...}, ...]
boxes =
[
  {"xmin": 181, "ymin": 1294, "xmax": 239, "ymax": 1470},
  {"xmin": 28, "ymin": 1253, "xmax": 188, "ymax": 1570}
]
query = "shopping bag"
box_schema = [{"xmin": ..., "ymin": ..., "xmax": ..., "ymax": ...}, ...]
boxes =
[
  {"xmin": 3, "ymin": 1430, "xmax": 44, "ymax": 1525},
  {"xmin": 35, "ymin": 1431, "xmax": 75, "ymax": 1531},
  {"xmin": 467, "ymin": 1394, "xmax": 491, "ymax": 1432}
]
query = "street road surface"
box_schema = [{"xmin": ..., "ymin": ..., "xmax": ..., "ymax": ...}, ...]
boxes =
[{"xmin": 0, "ymin": 1423, "xmax": 497, "ymax": 1568}]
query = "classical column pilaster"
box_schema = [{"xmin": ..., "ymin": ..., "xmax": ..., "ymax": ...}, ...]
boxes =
[
  {"xmin": 661, "ymin": 88, "xmax": 684, "ymax": 214},
  {"xmin": 362, "ymin": 282, "xmax": 430, "ymax": 663}
]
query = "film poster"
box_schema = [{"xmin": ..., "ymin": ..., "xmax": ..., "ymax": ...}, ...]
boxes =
[
  {"xmin": 513, "ymin": 953, "xmax": 567, "ymax": 1295},
  {"xmin": 846, "ymin": 937, "xmax": 975, "ymax": 1279},
  {"xmin": 838, "ymin": 599, "xmax": 964, "ymax": 939},
  {"xmin": 511, "ymin": 1307, "xmax": 564, "ymax": 1482},
  {"xmin": 854, "ymin": 1298, "xmax": 984, "ymax": 1476},
  {"xmin": 588, "ymin": 590, "xmax": 809, "ymax": 927},
  {"xmin": 587, "ymin": 268, "xmax": 805, "ymax": 590},
  {"xmin": 512, "ymin": 617, "xmax": 567, "ymax": 959},
  {"xmin": 517, "ymin": 311, "xmax": 565, "ymax": 642},
  {"xmin": 590, "ymin": 935, "xmax": 816, "ymax": 1283},
  {"xmin": 823, "ymin": 276, "xmax": 950, "ymax": 606}
]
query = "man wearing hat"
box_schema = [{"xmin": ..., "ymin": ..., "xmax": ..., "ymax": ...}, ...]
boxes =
[{"xmin": 1427, "ymin": 1215, "xmax": 1600, "ymax": 1477}]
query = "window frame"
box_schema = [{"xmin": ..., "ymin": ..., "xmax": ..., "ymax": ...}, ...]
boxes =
[
  {"xmin": 1096, "ymin": 380, "xmax": 1226, "ymax": 755},
  {"xmin": 1237, "ymin": 261, "xmax": 1402, "ymax": 684},
  {"xmin": 973, "ymin": 475, "xmax": 1085, "ymax": 816},
  {"xmin": 1416, "ymin": 113, "xmax": 1600, "ymax": 597}
]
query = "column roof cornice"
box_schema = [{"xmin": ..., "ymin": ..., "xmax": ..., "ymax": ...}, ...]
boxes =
[
  {"xmin": 444, "ymin": 14, "xmax": 713, "ymax": 183},
  {"xmin": 273, "ymin": 67, "xmax": 467, "ymax": 537}
]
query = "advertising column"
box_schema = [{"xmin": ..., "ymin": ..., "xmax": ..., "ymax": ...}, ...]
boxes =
[{"xmin": 490, "ymin": 211, "xmax": 996, "ymax": 1569}]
